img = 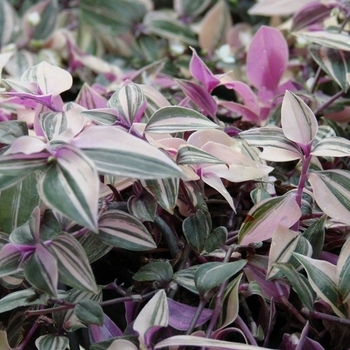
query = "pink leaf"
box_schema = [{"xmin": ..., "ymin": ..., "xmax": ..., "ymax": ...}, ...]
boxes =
[{"xmin": 246, "ymin": 26, "xmax": 288, "ymax": 92}]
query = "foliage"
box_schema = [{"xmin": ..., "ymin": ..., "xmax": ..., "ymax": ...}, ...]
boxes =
[{"xmin": 0, "ymin": 0, "xmax": 350, "ymax": 349}]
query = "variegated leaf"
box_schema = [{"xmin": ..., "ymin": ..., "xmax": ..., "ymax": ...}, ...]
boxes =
[
  {"xmin": 176, "ymin": 144, "xmax": 225, "ymax": 165},
  {"xmin": 38, "ymin": 144, "xmax": 99, "ymax": 232},
  {"xmin": 81, "ymin": 108, "xmax": 119, "ymax": 126},
  {"xmin": 308, "ymin": 170, "xmax": 350, "ymax": 225},
  {"xmin": 239, "ymin": 127, "xmax": 303, "ymax": 161},
  {"xmin": 107, "ymin": 82, "xmax": 146, "ymax": 125},
  {"xmin": 72, "ymin": 126, "xmax": 183, "ymax": 179},
  {"xmin": 75, "ymin": 299, "xmax": 103, "ymax": 325},
  {"xmin": 0, "ymin": 244, "xmax": 23, "ymax": 278},
  {"xmin": 145, "ymin": 106, "xmax": 219, "ymax": 134},
  {"xmin": 281, "ymin": 91, "xmax": 318, "ymax": 146},
  {"xmin": 141, "ymin": 177, "xmax": 179, "ymax": 214},
  {"xmin": 35, "ymin": 335, "xmax": 69, "ymax": 350},
  {"xmin": 296, "ymin": 31, "xmax": 350, "ymax": 52},
  {"xmin": 267, "ymin": 225, "xmax": 300, "ymax": 279},
  {"xmin": 173, "ymin": 265, "xmax": 200, "ymax": 295},
  {"xmin": 293, "ymin": 253, "xmax": 347, "ymax": 318},
  {"xmin": 24, "ymin": 243, "xmax": 58, "ymax": 297},
  {"xmin": 238, "ymin": 192, "xmax": 301, "ymax": 245},
  {"xmin": 133, "ymin": 289, "xmax": 168, "ymax": 349},
  {"xmin": 174, "ymin": 0, "xmax": 211, "ymax": 17},
  {"xmin": 311, "ymin": 136, "xmax": 350, "ymax": 157},
  {"xmin": 337, "ymin": 236, "xmax": 350, "ymax": 304},
  {"xmin": 0, "ymin": 153, "xmax": 48, "ymax": 176},
  {"xmin": 49, "ymin": 233, "xmax": 98, "ymax": 293},
  {"xmin": 98, "ymin": 209, "xmax": 157, "ymax": 251},
  {"xmin": 0, "ymin": 121, "xmax": 28, "ymax": 144},
  {"xmin": 0, "ymin": 0, "xmax": 19, "ymax": 47},
  {"xmin": 309, "ymin": 44, "xmax": 350, "ymax": 92}
]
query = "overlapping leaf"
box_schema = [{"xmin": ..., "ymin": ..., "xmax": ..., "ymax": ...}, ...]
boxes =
[
  {"xmin": 35, "ymin": 335, "xmax": 69, "ymax": 350},
  {"xmin": 336, "ymin": 236, "xmax": 350, "ymax": 304}
]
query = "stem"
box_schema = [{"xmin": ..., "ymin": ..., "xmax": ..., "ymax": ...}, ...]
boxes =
[
  {"xmin": 185, "ymin": 298, "xmax": 207, "ymax": 335},
  {"xmin": 302, "ymin": 308, "xmax": 350, "ymax": 326},
  {"xmin": 313, "ymin": 90, "xmax": 344, "ymax": 116},
  {"xmin": 17, "ymin": 321, "xmax": 40, "ymax": 350},
  {"xmin": 235, "ymin": 315, "xmax": 258, "ymax": 346}
]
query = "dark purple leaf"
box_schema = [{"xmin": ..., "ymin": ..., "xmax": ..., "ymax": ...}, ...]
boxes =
[
  {"xmin": 219, "ymin": 101, "xmax": 260, "ymax": 123},
  {"xmin": 167, "ymin": 298, "xmax": 212, "ymax": 331},
  {"xmin": 246, "ymin": 26, "xmax": 288, "ymax": 92},
  {"xmin": 89, "ymin": 313, "xmax": 123, "ymax": 343}
]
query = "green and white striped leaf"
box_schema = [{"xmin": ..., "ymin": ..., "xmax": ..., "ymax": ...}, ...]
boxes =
[
  {"xmin": 0, "ymin": 0, "xmax": 19, "ymax": 47},
  {"xmin": 73, "ymin": 126, "xmax": 183, "ymax": 179},
  {"xmin": 296, "ymin": 31, "xmax": 350, "ymax": 52},
  {"xmin": 0, "ymin": 121, "xmax": 28, "ymax": 144},
  {"xmin": 269, "ymin": 263, "xmax": 315, "ymax": 311},
  {"xmin": 174, "ymin": 0, "xmax": 211, "ymax": 17},
  {"xmin": 155, "ymin": 335, "xmax": 273, "ymax": 350},
  {"xmin": 308, "ymin": 170, "xmax": 350, "ymax": 225},
  {"xmin": 38, "ymin": 144, "xmax": 99, "ymax": 232},
  {"xmin": 238, "ymin": 192, "xmax": 301, "ymax": 245},
  {"xmin": 281, "ymin": 91, "xmax": 318, "ymax": 146},
  {"xmin": 98, "ymin": 209, "xmax": 156, "ymax": 251},
  {"xmin": 195, "ymin": 260, "xmax": 247, "ymax": 296},
  {"xmin": 35, "ymin": 335, "xmax": 69, "ymax": 350},
  {"xmin": 309, "ymin": 44, "xmax": 350, "ymax": 92},
  {"xmin": 267, "ymin": 225, "xmax": 300, "ymax": 279},
  {"xmin": 49, "ymin": 233, "xmax": 98, "ymax": 293},
  {"xmin": 133, "ymin": 289, "xmax": 168, "ymax": 349},
  {"xmin": 0, "ymin": 153, "xmax": 48, "ymax": 176},
  {"xmin": 0, "ymin": 244, "xmax": 23, "ymax": 278},
  {"xmin": 302, "ymin": 215, "xmax": 326, "ymax": 259},
  {"xmin": 107, "ymin": 82, "xmax": 146, "ymax": 125},
  {"xmin": 75, "ymin": 299, "xmax": 103, "ymax": 326},
  {"xmin": 176, "ymin": 144, "xmax": 225, "ymax": 165},
  {"xmin": 141, "ymin": 177, "xmax": 179, "ymax": 214},
  {"xmin": 173, "ymin": 265, "xmax": 200, "ymax": 295},
  {"xmin": 39, "ymin": 111, "xmax": 70, "ymax": 141},
  {"xmin": 128, "ymin": 192, "xmax": 157, "ymax": 222},
  {"xmin": 24, "ymin": 243, "xmax": 58, "ymax": 297},
  {"xmin": 145, "ymin": 106, "xmax": 219, "ymax": 134},
  {"xmin": 337, "ymin": 236, "xmax": 350, "ymax": 304},
  {"xmin": 293, "ymin": 253, "xmax": 347, "ymax": 318},
  {"xmin": 143, "ymin": 11, "xmax": 198, "ymax": 46},
  {"xmin": 81, "ymin": 108, "xmax": 119, "ymax": 126},
  {"xmin": 311, "ymin": 136, "xmax": 350, "ymax": 157},
  {"xmin": 239, "ymin": 127, "xmax": 302, "ymax": 161},
  {"xmin": 215, "ymin": 273, "xmax": 243, "ymax": 329},
  {"xmin": 183, "ymin": 209, "xmax": 211, "ymax": 253},
  {"xmin": 133, "ymin": 262, "xmax": 173, "ymax": 284}
]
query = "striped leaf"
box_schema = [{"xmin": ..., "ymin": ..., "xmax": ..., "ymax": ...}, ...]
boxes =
[
  {"xmin": 296, "ymin": 31, "xmax": 350, "ymax": 52},
  {"xmin": 309, "ymin": 44, "xmax": 350, "ymax": 92},
  {"xmin": 173, "ymin": 265, "xmax": 200, "ymax": 295},
  {"xmin": 274, "ymin": 263, "xmax": 315, "ymax": 310},
  {"xmin": 308, "ymin": 170, "xmax": 350, "ymax": 225},
  {"xmin": 133, "ymin": 289, "xmax": 168, "ymax": 349},
  {"xmin": 145, "ymin": 106, "xmax": 219, "ymax": 134},
  {"xmin": 107, "ymin": 82, "xmax": 146, "ymax": 125},
  {"xmin": 175, "ymin": 0, "xmax": 211, "ymax": 18},
  {"xmin": 0, "ymin": 121, "xmax": 28, "ymax": 144},
  {"xmin": 35, "ymin": 335, "xmax": 69, "ymax": 350},
  {"xmin": 176, "ymin": 144, "xmax": 225, "ymax": 165},
  {"xmin": 195, "ymin": 260, "xmax": 247, "ymax": 296},
  {"xmin": 293, "ymin": 253, "xmax": 347, "ymax": 318},
  {"xmin": 239, "ymin": 127, "xmax": 303, "ymax": 161},
  {"xmin": 281, "ymin": 91, "xmax": 318, "ymax": 146},
  {"xmin": 215, "ymin": 273, "xmax": 243, "ymax": 329},
  {"xmin": 49, "ymin": 233, "xmax": 98, "ymax": 293},
  {"xmin": 0, "ymin": 153, "xmax": 48, "ymax": 176},
  {"xmin": 98, "ymin": 209, "xmax": 157, "ymax": 251},
  {"xmin": 311, "ymin": 136, "xmax": 350, "ymax": 157},
  {"xmin": 24, "ymin": 243, "xmax": 58, "ymax": 297},
  {"xmin": 105, "ymin": 339, "xmax": 138, "ymax": 350},
  {"xmin": 81, "ymin": 108, "xmax": 119, "ymax": 126},
  {"xmin": 128, "ymin": 192, "xmax": 157, "ymax": 222},
  {"xmin": 38, "ymin": 144, "xmax": 99, "ymax": 232},
  {"xmin": 72, "ymin": 126, "xmax": 183, "ymax": 179},
  {"xmin": 337, "ymin": 236, "xmax": 350, "ymax": 304},
  {"xmin": 302, "ymin": 215, "xmax": 326, "ymax": 259},
  {"xmin": 75, "ymin": 300, "xmax": 103, "ymax": 326},
  {"xmin": 238, "ymin": 192, "xmax": 301, "ymax": 245},
  {"xmin": 0, "ymin": 244, "xmax": 24, "ymax": 278},
  {"xmin": 267, "ymin": 225, "xmax": 301, "ymax": 279},
  {"xmin": 141, "ymin": 177, "xmax": 179, "ymax": 214},
  {"xmin": 0, "ymin": 0, "xmax": 19, "ymax": 47},
  {"xmin": 133, "ymin": 262, "xmax": 173, "ymax": 284}
]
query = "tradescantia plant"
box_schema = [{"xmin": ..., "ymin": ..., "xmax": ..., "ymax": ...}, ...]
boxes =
[{"xmin": 1, "ymin": 0, "xmax": 350, "ymax": 349}]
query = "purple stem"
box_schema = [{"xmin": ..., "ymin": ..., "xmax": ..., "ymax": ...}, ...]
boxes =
[
  {"xmin": 302, "ymin": 308, "xmax": 350, "ymax": 326},
  {"xmin": 17, "ymin": 321, "xmax": 40, "ymax": 350},
  {"xmin": 235, "ymin": 315, "xmax": 258, "ymax": 346}
]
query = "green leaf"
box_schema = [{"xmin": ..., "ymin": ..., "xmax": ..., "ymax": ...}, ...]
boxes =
[
  {"xmin": 0, "ymin": 153, "xmax": 47, "ymax": 176},
  {"xmin": 133, "ymin": 262, "xmax": 173, "ymax": 284},
  {"xmin": 309, "ymin": 44, "xmax": 350, "ymax": 92},
  {"xmin": 0, "ymin": 121, "xmax": 28, "ymax": 144},
  {"xmin": 238, "ymin": 192, "xmax": 301, "ymax": 245},
  {"xmin": 281, "ymin": 91, "xmax": 318, "ymax": 146},
  {"xmin": 176, "ymin": 144, "xmax": 226, "ymax": 166},
  {"xmin": 173, "ymin": 265, "xmax": 200, "ymax": 295},
  {"xmin": 274, "ymin": 263, "xmax": 315, "ymax": 310},
  {"xmin": 308, "ymin": 170, "xmax": 350, "ymax": 225},
  {"xmin": 73, "ymin": 126, "xmax": 183, "ymax": 179},
  {"xmin": 337, "ymin": 235, "xmax": 350, "ymax": 304},
  {"xmin": 174, "ymin": 0, "xmax": 211, "ymax": 17},
  {"xmin": 75, "ymin": 299, "xmax": 103, "ymax": 326},
  {"xmin": 0, "ymin": 244, "xmax": 23, "ymax": 278},
  {"xmin": 204, "ymin": 226, "xmax": 227, "ymax": 253},
  {"xmin": 183, "ymin": 209, "xmax": 212, "ymax": 253},
  {"xmin": 81, "ymin": 108, "xmax": 119, "ymax": 126},
  {"xmin": 128, "ymin": 193, "xmax": 157, "ymax": 222},
  {"xmin": 239, "ymin": 127, "xmax": 302, "ymax": 161},
  {"xmin": 145, "ymin": 106, "xmax": 219, "ymax": 134},
  {"xmin": 38, "ymin": 144, "xmax": 99, "ymax": 232},
  {"xmin": 24, "ymin": 243, "xmax": 58, "ymax": 297},
  {"xmin": 133, "ymin": 290, "xmax": 168, "ymax": 349},
  {"xmin": 98, "ymin": 209, "xmax": 157, "ymax": 251},
  {"xmin": 293, "ymin": 253, "xmax": 347, "ymax": 318},
  {"xmin": 35, "ymin": 335, "xmax": 69, "ymax": 350},
  {"xmin": 302, "ymin": 215, "xmax": 326, "ymax": 259},
  {"xmin": 195, "ymin": 260, "xmax": 247, "ymax": 296},
  {"xmin": 141, "ymin": 177, "xmax": 179, "ymax": 214},
  {"xmin": 311, "ymin": 136, "xmax": 350, "ymax": 157},
  {"xmin": 0, "ymin": 0, "xmax": 19, "ymax": 47}
]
